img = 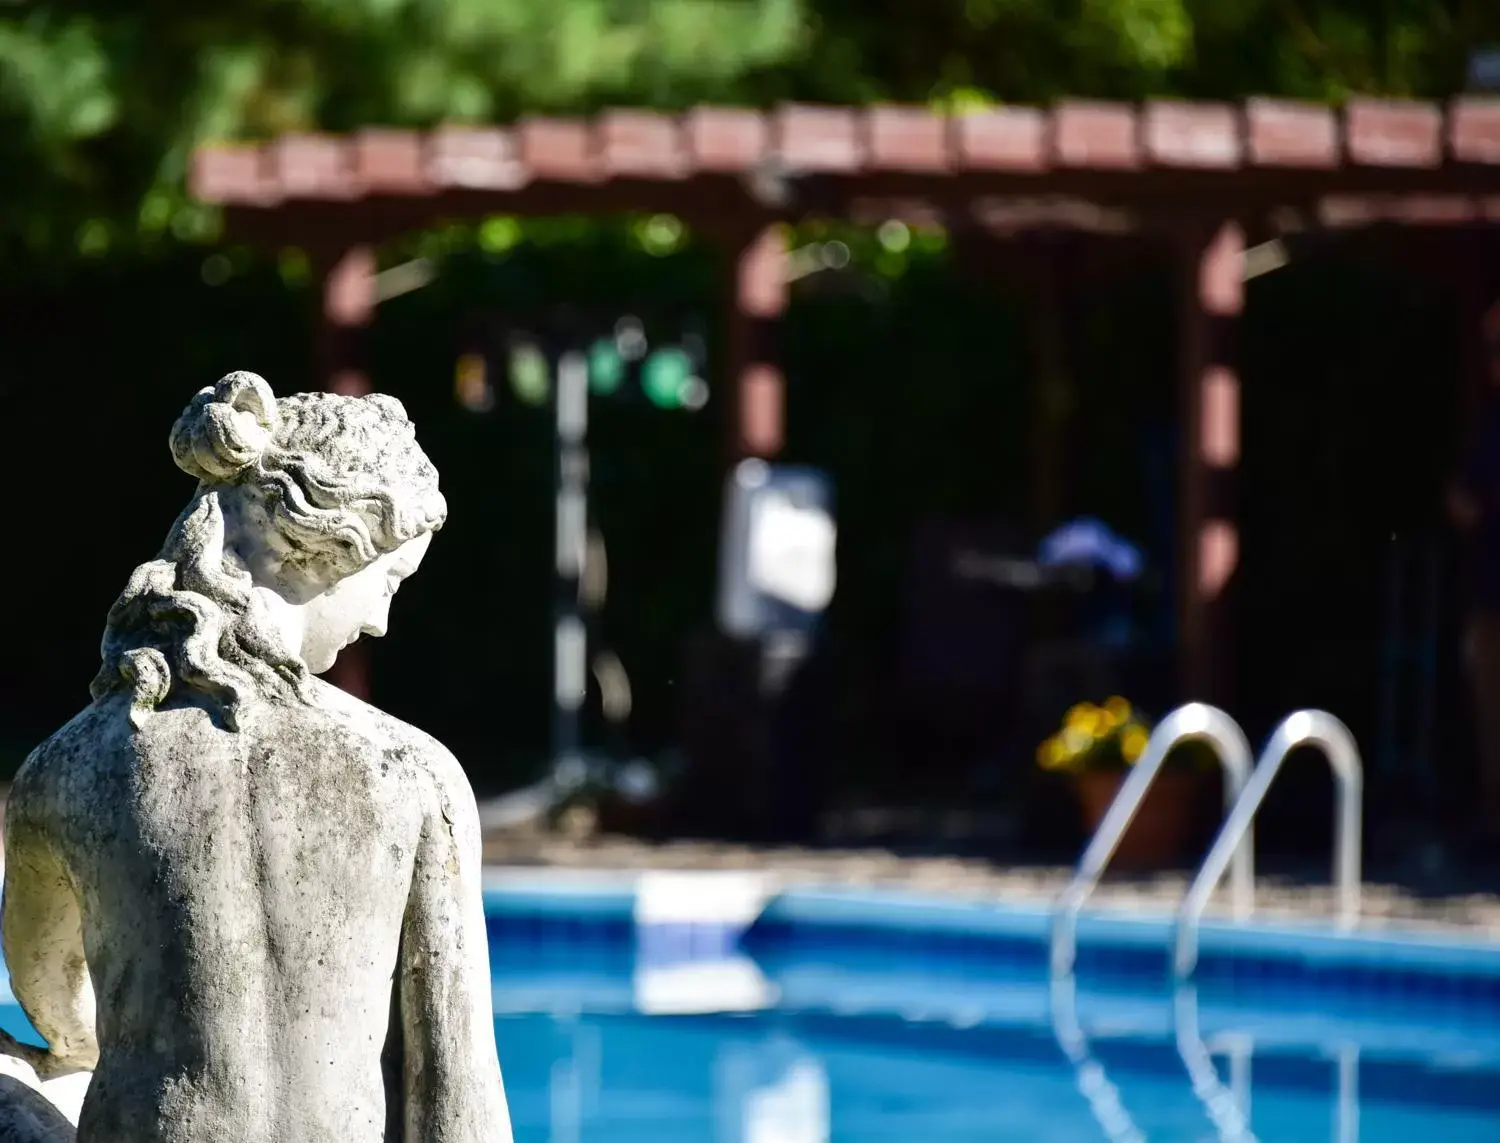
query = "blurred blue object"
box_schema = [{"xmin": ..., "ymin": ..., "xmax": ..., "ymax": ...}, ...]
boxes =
[{"xmin": 1038, "ymin": 517, "xmax": 1144, "ymax": 583}]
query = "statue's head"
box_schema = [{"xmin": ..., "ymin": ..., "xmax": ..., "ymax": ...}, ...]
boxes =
[{"xmin": 93, "ymin": 372, "xmax": 447, "ymax": 728}]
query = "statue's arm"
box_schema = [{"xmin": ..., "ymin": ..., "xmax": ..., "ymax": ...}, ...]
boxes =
[
  {"xmin": 1, "ymin": 779, "xmax": 97, "ymax": 1073},
  {"xmin": 399, "ymin": 748, "xmax": 511, "ymax": 1143}
]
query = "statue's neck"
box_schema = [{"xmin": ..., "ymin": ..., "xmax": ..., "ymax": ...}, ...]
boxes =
[{"xmin": 249, "ymin": 584, "xmax": 308, "ymax": 666}]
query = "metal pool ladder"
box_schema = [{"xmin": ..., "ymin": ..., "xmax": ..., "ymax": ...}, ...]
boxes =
[
  {"xmin": 1174, "ymin": 709, "xmax": 1362, "ymax": 978},
  {"xmin": 1050, "ymin": 703, "xmax": 1256, "ymax": 977},
  {"xmin": 1051, "ymin": 704, "xmax": 1366, "ymax": 977}
]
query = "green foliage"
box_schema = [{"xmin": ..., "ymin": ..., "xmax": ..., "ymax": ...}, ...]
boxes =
[
  {"xmin": 1, "ymin": 0, "xmax": 1498, "ymax": 259},
  {"xmin": 0, "ymin": 0, "xmax": 807, "ymax": 257},
  {"xmin": 795, "ymin": 0, "xmax": 1494, "ymax": 104}
]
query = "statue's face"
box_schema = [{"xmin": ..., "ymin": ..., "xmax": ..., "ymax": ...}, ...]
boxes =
[{"xmin": 299, "ymin": 531, "xmax": 433, "ymax": 675}]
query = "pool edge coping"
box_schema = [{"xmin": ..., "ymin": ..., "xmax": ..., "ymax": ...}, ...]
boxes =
[{"xmin": 480, "ymin": 864, "xmax": 1500, "ymax": 976}]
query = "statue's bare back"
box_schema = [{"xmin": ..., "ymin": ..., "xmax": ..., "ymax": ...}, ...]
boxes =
[{"xmin": 1, "ymin": 374, "xmax": 510, "ymax": 1142}]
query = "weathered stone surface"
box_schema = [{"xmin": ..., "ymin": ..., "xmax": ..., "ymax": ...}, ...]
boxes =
[
  {"xmin": 1, "ymin": 373, "xmax": 510, "ymax": 1142},
  {"xmin": 0, "ymin": 1075, "xmax": 77, "ymax": 1143}
]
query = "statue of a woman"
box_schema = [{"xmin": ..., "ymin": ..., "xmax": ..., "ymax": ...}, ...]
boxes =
[{"xmin": 0, "ymin": 372, "xmax": 512, "ymax": 1142}]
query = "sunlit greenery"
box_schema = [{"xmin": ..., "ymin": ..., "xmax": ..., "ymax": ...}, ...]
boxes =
[{"xmin": 0, "ymin": 0, "xmax": 1496, "ymax": 259}]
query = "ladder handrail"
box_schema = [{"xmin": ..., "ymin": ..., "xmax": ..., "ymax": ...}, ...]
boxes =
[
  {"xmin": 1051, "ymin": 703, "xmax": 1256, "ymax": 977},
  {"xmin": 1175, "ymin": 709, "xmax": 1362, "ymax": 979}
]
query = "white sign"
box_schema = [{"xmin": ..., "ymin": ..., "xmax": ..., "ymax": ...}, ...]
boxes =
[{"xmin": 746, "ymin": 494, "xmax": 837, "ymax": 613}]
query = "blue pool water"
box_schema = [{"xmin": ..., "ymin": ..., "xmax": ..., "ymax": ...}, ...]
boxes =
[
  {"xmin": 481, "ymin": 934, "xmax": 1500, "ymax": 1142},
  {"xmin": 7, "ymin": 878, "xmax": 1500, "ymax": 1141},
  {"xmin": 492, "ymin": 1007, "xmax": 1500, "ymax": 1143}
]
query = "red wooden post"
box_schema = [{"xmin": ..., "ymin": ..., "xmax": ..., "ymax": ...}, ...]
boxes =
[
  {"xmin": 1178, "ymin": 221, "xmax": 1244, "ymax": 705},
  {"xmin": 724, "ymin": 224, "xmax": 788, "ymax": 460},
  {"xmin": 317, "ymin": 244, "xmax": 377, "ymax": 398},
  {"xmin": 316, "ymin": 244, "xmax": 377, "ymax": 696}
]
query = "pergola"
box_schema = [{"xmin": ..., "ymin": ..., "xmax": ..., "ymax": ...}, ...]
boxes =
[{"xmin": 191, "ymin": 97, "xmax": 1500, "ymax": 705}]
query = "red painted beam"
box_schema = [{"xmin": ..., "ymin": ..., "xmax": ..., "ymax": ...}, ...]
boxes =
[
  {"xmin": 1143, "ymin": 101, "xmax": 1241, "ymax": 169},
  {"xmin": 270, "ymin": 133, "xmax": 361, "ymax": 200},
  {"xmin": 1450, "ymin": 98, "xmax": 1500, "ymax": 164},
  {"xmin": 1052, "ymin": 100, "xmax": 1140, "ymax": 169},
  {"xmin": 189, "ymin": 99, "xmax": 1500, "ymax": 224},
  {"xmin": 774, "ymin": 104, "xmax": 863, "ymax": 173},
  {"xmin": 865, "ymin": 105, "xmax": 951, "ymax": 173},
  {"xmin": 1345, "ymin": 98, "xmax": 1443, "ymax": 167},
  {"xmin": 516, "ymin": 117, "xmax": 597, "ymax": 183},
  {"xmin": 595, "ymin": 110, "xmax": 688, "ymax": 179},
  {"xmin": 683, "ymin": 107, "xmax": 768, "ymax": 173},
  {"xmin": 953, "ymin": 107, "xmax": 1048, "ymax": 173},
  {"xmin": 427, "ymin": 127, "xmax": 529, "ymax": 191},
  {"xmin": 351, "ymin": 129, "xmax": 431, "ymax": 196}
]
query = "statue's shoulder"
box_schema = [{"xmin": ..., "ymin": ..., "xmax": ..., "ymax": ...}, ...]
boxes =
[
  {"xmin": 8, "ymin": 696, "xmax": 134, "ymax": 834},
  {"xmin": 382, "ymin": 717, "xmax": 476, "ymax": 820},
  {"xmin": 13, "ymin": 700, "xmax": 127, "ymax": 790},
  {"xmin": 299, "ymin": 680, "xmax": 476, "ymax": 814}
]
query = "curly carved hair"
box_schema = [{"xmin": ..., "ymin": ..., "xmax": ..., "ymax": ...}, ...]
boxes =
[{"xmin": 92, "ymin": 372, "xmax": 447, "ymax": 728}]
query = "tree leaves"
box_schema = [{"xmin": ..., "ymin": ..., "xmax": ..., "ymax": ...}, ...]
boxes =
[
  {"xmin": 0, "ymin": 0, "xmax": 812, "ymax": 255},
  {"xmin": 0, "ymin": 15, "xmax": 115, "ymax": 143},
  {"xmin": 0, "ymin": 0, "xmax": 1496, "ymax": 260}
]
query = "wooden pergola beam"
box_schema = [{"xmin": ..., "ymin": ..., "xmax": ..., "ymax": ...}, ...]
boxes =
[{"xmin": 195, "ymin": 100, "xmax": 1500, "ymax": 229}]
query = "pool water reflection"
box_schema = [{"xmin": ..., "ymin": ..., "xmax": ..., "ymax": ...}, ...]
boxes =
[
  {"xmin": 486, "ymin": 931, "xmax": 1500, "ymax": 1143},
  {"xmin": 494, "ymin": 1005, "xmax": 1500, "ymax": 1143}
]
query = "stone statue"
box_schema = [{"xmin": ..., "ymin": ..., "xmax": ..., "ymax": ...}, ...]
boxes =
[{"xmin": 0, "ymin": 373, "xmax": 512, "ymax": 1142}]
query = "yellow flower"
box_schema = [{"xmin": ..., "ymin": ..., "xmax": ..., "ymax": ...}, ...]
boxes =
[
  {"xmin": 1121, "ymin": 725, "xmax": 1149, "ymax": 764},
  {"xmin": 1062, "ymin": 727, "xmax": 1092, "ymax": 756},
  {"xmin": 1066, "ymin": 703, "xmax": 1101, "ymax": 736},
  {"xmin": 1104, "ymin": 696, "xmax": 1132, "ymax": 724},
  {"xmin": 1037, "ymin": 736, "xmax": 1069, "ymax": 771}
]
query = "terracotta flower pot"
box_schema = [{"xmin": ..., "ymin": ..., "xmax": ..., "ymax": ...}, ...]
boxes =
[{"xmin": 1073, "ymin": 767, "xmax": 1201, "ymax": 870}]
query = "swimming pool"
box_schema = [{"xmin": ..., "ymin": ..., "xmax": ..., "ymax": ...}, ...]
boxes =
[{"xmin": 8, "ymin": 870, "xmax": 1500, "ymax": 1141}]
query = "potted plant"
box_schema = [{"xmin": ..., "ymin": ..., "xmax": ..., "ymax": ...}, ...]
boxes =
[{"xmin": 1036, "ymin": 698, "xmax": 1210, "ymax": 869}]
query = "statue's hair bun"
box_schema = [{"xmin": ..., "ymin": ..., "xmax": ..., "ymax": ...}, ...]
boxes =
[{"xmin": 169, "ymin": 371, "xmax": 278, "ymax": 483}]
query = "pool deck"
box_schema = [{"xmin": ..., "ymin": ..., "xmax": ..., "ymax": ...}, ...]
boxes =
[{"xmin": 481, "ymin": 820, "xmax": 1500, "ymax": 938}]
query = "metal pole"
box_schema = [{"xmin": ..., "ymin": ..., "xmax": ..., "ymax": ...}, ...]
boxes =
[
  {"xmin": 1175, "ymin": 710, "xmax": 1363, "ymax": 978},
  {"xmin": 553, "ymin": 350, "xmax": 590, "ymax": 782},
  {"xmin": 1051, "ymin": 703, "xmax": 1255, "ymax": 977}
]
